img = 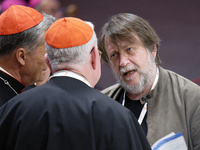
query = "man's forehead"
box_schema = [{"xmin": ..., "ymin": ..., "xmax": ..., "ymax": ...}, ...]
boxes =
[
  {"xmin": 105, "ymin": 34, "xmax": 144, "ymax": 50},
  {"xmin": 105, "ymin": 39, "xmax": 138, "ymax": 49}
]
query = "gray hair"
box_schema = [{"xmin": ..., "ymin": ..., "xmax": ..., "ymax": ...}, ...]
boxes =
[
  {"xmin": 0, "ymin": 13, "xmax": 56, "ymax": 56},
  {"xmin": 45, "ymin": 21, "xmax": 97, "ymax": 72},
  {"xmin": 98, "ymin": 13, "xmax": 161, "ymax": 66}
]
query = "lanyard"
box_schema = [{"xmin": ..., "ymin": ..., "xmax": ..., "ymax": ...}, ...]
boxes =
[
  {"xmin": 49, "ymin": 70, "xmax": 91, "ymax": 87},
  {"xmin": 122, "ymin": 67, "xmax": 159, "ymax": 125},
  {"xmin": 122, "ymin": 91, "xmax": 147, "ymax": 125}
]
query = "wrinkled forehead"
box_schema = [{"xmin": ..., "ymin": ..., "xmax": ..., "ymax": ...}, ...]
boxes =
[{"xmin": 104, "ymin": 32, "xmax": 143, "ymax": 50}]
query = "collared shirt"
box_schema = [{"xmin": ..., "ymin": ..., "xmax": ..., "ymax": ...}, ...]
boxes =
[{"xmin": 49, "ymin": 70, "xmax": 91, "ymax": 87}]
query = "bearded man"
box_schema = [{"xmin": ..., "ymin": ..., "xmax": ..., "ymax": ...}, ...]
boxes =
[{"xmin": 98, "ymin": 13, "xmax": 200, "ymax": 150}]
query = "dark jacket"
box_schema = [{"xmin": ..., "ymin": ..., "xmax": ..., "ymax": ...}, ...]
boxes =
[
  {"xmin": 0, "ymin": 70, "xmax": 24, "ymax": 107},
  {"xmin": 0, "ymin": 76, "xmax": 151, "ymax": 150}
]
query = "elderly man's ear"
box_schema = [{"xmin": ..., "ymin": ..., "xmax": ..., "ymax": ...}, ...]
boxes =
[
  {"xmin": 151, "ymin": 44, "xmax": 158, "ymax": 58},
  {"xmin": 90, "ymin": 46, "xmax": 100, "ymax": 70},
  {"xmin": 15, "ymin": 48, "xmax": 27, "ymax": 66},
  {"xmin": 44, "ymin": 53, "xmax": 53, "ymax": 73}
]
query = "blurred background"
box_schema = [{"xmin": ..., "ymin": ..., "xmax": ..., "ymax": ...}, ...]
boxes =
[{"xmin": 1, "ymin": 0, "xmax": 200, "ymax": 89}]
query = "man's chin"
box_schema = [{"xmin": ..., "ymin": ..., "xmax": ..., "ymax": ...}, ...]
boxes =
[
  {"xmin": 120, "ymin": 79, "xmax": 144, "ymax": 94},
  {"xmin": 122, "ymin": 78, "xmax": 139, "ymax": 87}
]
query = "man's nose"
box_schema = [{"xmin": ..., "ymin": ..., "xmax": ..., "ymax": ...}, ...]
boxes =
[{"xmin": 119, "ymin": 54, "xmax": 130, "ymax": 67}]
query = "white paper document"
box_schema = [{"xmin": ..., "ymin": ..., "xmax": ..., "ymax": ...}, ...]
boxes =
[{"xmin": 151, "ymin": 132, "xmax": 188, "ymax": 150}]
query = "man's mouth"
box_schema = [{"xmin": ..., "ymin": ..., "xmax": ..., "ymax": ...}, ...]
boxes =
[{"xmin": 124, "ymin": 70, "xmax": 136, "ymax": 76}]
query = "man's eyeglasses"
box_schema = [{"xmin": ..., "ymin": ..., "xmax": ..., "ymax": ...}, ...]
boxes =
[
  {"xmin": 98, "ymin": 50, "xmax": 102, "ymax": 56},
  {"xmin": 90, "ymin": 47, "xmax": 102, "ymax": 56}
]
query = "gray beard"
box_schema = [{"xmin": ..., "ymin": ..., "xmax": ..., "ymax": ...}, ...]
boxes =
[{"xmin": 113, "ymin": 52, "xmax": 157, "ymax": 95}]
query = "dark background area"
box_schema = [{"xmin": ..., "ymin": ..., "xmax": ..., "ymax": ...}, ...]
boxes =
[
  {"xmin": 3, "ymin": 0, "xmax": 200, "ymax": 89},
  {"xmin": 61, "ymin": 0, "xmax": 200, "ymax": 90}
]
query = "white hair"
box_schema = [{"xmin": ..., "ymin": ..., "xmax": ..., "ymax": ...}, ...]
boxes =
[{"xmin": 45, "ymin": 21, "xmax": 97, "ymax": 72}]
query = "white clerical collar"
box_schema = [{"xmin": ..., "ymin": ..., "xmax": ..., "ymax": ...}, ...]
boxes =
[
  {"xmin": 49, "ymin": 70, "xmax": 91, "ymax": 87},
  {"xmin": 0, "ymin": 67, "xmax": 14, "ymax": 77}
]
